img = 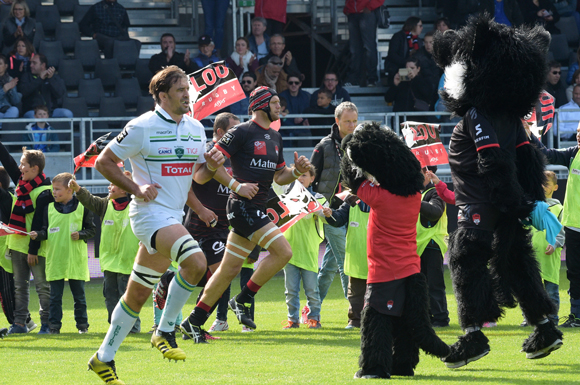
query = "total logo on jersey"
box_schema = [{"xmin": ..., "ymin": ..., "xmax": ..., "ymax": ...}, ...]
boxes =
[{"xmin": 162, "ymin": 163, "xmax": 193, "ymax": 176}]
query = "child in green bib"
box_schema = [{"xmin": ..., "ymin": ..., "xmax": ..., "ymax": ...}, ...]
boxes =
[{"xmin": 30, "ymin": 173, "xmax": 96, "ymax": 334}]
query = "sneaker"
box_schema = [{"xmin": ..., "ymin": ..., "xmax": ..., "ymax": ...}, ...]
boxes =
[
  {"xmin": 307, "ymin": 319, "xmax": 321, "ymax": 329},
  {"xmin": 282, "ymin": 320, "xmax": 299, "ymax": 329},
  {"xmin": 520, "ymin": 320, "xmax": 529, "ymax": 327},
  {"xmin": 345, "ymin": 324, "xmax": 355, "ymax": 330},
  {"xmin": 209, "ymin": 319, "xmax": 229, "ymax": 332},
  {"xmin": 521, "ymin": 321, "xmax": 563, "ymax": 359},
  {"xmin": 301, "ymin": 305, "xmax": 310, "ymax": 324},
  {"xmin": 7, "ymin": 323, "xmax": 28, "ymax": 334},
  {"xmin": 26, "ymin": 319, "xmax": 37, "ymax": 333},
  {"xmin": 228, "ymin": 297, "xmax": 257, "ymax": 329},
  {"xmin": 482, "ymin": 322, "xmax": 497, "ymax": 328},
  {"xmin": 0, "ymin": 327, "xmax": 7, "ymax": 338},
  {"xmin": 241, "ymin": 326, "xmax": 254, "ymax": 332},
  {"xmin": 38, "ymin": 324, "xmax": 50, "ymax": 334},
  {"xmin": 180, "ymin": 319, "xmax": 208, "ymax": 344},
  {"xmin": 78, "ymin": 328, "xmax": 89, "ymax": 334},
  {"xmin": 150, "ymin": 329, "xmax": 186, "ymax": 361},
  {"xmin": 49, "ymin": 329, "xmax": 60, "ymax": 334},
  {"xmin": 559, "ymin": 314, "xmax": 580, "ymax": 328},
  {"xmin": 442, "ymin": 330, "xmax": 490, "ymax": 369},
  {"xmin": 88, "ymin": 352, "xmax": 125, "ymax": 385},
  {"xmin": 147, "ymin": 324, "xmax": 158, "ymax": 334},
  {"xmin": 154, "ymin": 272, "xmax": 171, "ymax": 310}
]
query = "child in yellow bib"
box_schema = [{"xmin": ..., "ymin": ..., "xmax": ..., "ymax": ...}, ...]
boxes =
[{"xmin": 30, "ymin": 173, "xmax": 96, "ymax": 334}]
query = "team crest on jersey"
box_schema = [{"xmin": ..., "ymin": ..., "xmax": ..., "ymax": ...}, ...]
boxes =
[
  {"xmin": 264, "ymin": 134, "xmax": 271, "ymax": 140},
  {"xmin": 254, "ymin": 141, "xmax": 267, "ymax": 155},
  {"xmin": 472, "ymin": 213, "xmax": 481, "ymax": 225},
  {"xmin": 387, "ymin": 300, "xmax": 394, "ymax": 310},
  {"xmin": 158, "ymin": 147, "xmax": 172, "ymax": 155},
  {"xmin": 220, "ymin": 132, "xmax": 234, "ymax": 146},
  {"xmin": 275, "ymin": 145, "xmax": 279, "ymax": 156},
  {"xmin": 174, "ymin": 146, "xmax": 184, "ymax": 159}
]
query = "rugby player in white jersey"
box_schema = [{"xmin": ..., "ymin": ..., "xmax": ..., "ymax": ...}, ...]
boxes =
[{"xmin": 87, "ymin": 66, "xmax": 225, "ymax": 384}]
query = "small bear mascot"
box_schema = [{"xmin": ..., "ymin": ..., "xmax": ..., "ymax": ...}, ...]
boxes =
[{"xmin": 341, "ymin": 121, "xmax": 450, "ymax": 379}]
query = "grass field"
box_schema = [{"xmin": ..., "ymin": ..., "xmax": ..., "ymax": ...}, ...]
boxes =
[{"xmin": 2, "ymin": 269, "xmax": 579, "ymax": 385}]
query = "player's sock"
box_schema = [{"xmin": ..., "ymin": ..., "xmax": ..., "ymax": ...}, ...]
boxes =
[
  {"xmin": 158, "ymin": 272, "xmax": 195, "ymax": 333},
  {"xmin": 188, "ymin": 302, "xmax": 211, "ymax": 326},
  {"xmin": 235, "ymin": 279, "xmax": 261, "ymax": 304},
  {"xmin": 97, "ymin": 298, "xmax": 139, "ymax": 362}
]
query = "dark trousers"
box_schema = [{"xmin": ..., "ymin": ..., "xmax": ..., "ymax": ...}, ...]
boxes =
[
  {"xmin": 49, "ymin": 279, "xmax": 89, "ymax": 331},
  {"xmin": 565, "ymin": 227, "xmax": 580, "ymax": 301},
  {"xmin": 0, "ymin": 265, "xmax": 15, "ymax": 324},
  {"xmin": 103, "ymin": 271, "xmax": 140, "ymax": 333},
  {"xmin": 347, "ymin": 276, "xmax": 366, "ymax": 328},
  {"xmin": 420, "ymin": 245, "xmax": 450, "ymax": 325},
  {"xmin": 347, "ymin": 11, "xmax": 378, "ymax": 85}
]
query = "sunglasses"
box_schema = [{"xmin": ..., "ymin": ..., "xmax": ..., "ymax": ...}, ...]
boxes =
[
  {"xmin": 270, "ymin": 62, "xmax": 283, "ymax": 66},
  {"xmin": 324, "ymin": 78, "xmax": 337, "ymax": 82},
  {"xmin": 288, "ymin": 81, "xmax": 300, "ymax": 85},
  {"xmin": 552, "ymin": 71, "xmax": 561, "ymax": 75},
  {"xmin": 241, "ymin": 80, "xmax": 253, "ymax": 84}
]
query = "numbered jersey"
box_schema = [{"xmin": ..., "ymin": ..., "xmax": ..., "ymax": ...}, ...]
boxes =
[{"xmin": 108, "ymin": 105, "xmax": 208, "ymax": 212}]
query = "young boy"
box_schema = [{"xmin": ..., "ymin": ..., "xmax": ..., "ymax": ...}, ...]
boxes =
[
  {"xmin": 523, "ymin": 170, "xmax": 565, "ymax": 326},
  {"xmin": 69, "ymin": 171, "xmax": 141, "ymax": 333},
  {"xmin": 30, "ymin": 173, "xmax": 96, "ymax": 334},
  {"xmin": 24, "ymin": 106, "xmax": 60, "ymax": 153},
  {"xmin": 0, "ymin": 142, "xmax": 53, "ymax": 334},
  {"xmin": 282, "ymin": 165, "xmax": 326, "ymax": 329},
  {"xmin": 304, "ymin": 90, "xmax": 337, "ymax": 140}
]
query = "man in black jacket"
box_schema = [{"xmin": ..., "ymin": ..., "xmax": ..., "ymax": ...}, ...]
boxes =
[{"xmin": 148, "ymin": 33, "xmax": 197, "ymax": 75}]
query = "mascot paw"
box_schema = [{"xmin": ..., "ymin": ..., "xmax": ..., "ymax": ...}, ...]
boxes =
[
  {"xmin": 521, "ymin": 321, "xmax": 563, "ymax": 359},
  {"xmin": 391, "ymin": 365, "xmax": 414, "ymax": 377},
  {"xmin": 354, "ymin": 369, "xmax": 391, "ymax": 379},
  {"xmin": 442, "ymin": 330, "xmax": 490, "ymax": 368}
]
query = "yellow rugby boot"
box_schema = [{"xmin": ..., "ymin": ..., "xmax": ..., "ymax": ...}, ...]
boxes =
[
  {"xmin": 87, "ymin": 353, "xmax": 125, "ymax": 384},
  {"xmin": 151, "ymin": 329, "xmax": 186, "ymax": 361}
]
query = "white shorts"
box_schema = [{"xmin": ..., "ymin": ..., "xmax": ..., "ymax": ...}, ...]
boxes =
[{"xmin": 129, "ymin": 204, "xmax": 185, "ymax": 255}]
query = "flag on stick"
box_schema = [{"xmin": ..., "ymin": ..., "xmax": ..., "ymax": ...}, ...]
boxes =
[
  {"xmin": 74, "ymin": 133, "xmax": 121, "ymax": 174},
  {"xmin": 0, "ymin": 221, "xmax": 30, "ymax": 236},
  {"xmin": 401, "ymin": 121, "xmax": 448, "ymax": 167},
  {"xmin": 266, "ymin": 182, "xmax": 323, "ymax": 233}
]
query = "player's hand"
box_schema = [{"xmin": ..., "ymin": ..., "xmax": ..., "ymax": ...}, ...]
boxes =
[
  {"xmin": 426, "ymin": 170, "xmax": 440, "ymax": 185},
  {"xmin": 68, "ymin": 179, "xmax": 80, "ymax": 193},
  {"xmin": 135, "ymin": 183, "xmax": 161, "ymax": 202},
  {"xmin": 545, "ymin": 245, "xmax": 555, "ymax": 255},
  {"xmin": 29, "ymin": 231, "xmax": 38, "ymax": 240},
  {"xmin": 71, "ymin": 231, "xmax": 80, "ymax": 241},
  {"xmin": 198, "ymin": 207, "xmax": 218, "ymax": 227},
  {"xmin": 294, "ymin": 152, "xmax": 311, "ymax": 174},
  {"xmin": 322, "ymin": 207, "xmax": 333, "ymax": 218},
  {"xmin": 204, "ymin": 147, "xmax": 225, "ymax": 171},
  {"xmin": 27, "ymin": 253, "xmax": 38, "ymax": 266},
  {"xmin": 237, "ymin": 183, "xmax": 259, "ymax": 199}
]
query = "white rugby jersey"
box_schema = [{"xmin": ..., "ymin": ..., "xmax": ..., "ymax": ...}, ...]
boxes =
[{"xmin": 108, "ymin": 105, "xmax": 207, "ymax": 212}]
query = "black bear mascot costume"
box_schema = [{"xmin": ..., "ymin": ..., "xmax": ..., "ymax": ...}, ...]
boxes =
[
  {"xmin": 341, "ymin": 121, "xmax": 450, "ymax": 379},
  {"xmin": 432, "ymin": 14, "xmax": 563, "ymax": 368}
]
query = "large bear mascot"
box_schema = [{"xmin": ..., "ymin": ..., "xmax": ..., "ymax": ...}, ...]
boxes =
[
  {"xmin": 340, "ymin": 121, "xmax": 450, "ymax": 379},
  {"xmin": 432, "ymin": 14, "xmax": 563, "ymax": 368}
]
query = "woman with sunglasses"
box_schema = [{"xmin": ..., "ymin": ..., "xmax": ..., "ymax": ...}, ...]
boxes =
[
  {"xmin": 225, "ymin": 37, "xmax": 259, "ymax": 79},
  {"xmin": 2, "ymin": 0, "xmax": 36, "ymax": 51}
]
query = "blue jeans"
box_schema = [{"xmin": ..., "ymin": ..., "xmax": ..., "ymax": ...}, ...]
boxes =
[
  {"xmin": 103, "ymin": 271, "xmax": 140, "ymax": 333},
  {"xmin": 347, "ymin": 11, "xmax": 378, "ymax": 85},
  {"xmin": 201, "ymin": 0, "xmax": 229, "ymax": 50},
  {"xmin": 544, "ymin": 280, "xmax": 559, "ymax": 322},
  {"xmin": 24, "ymin": 108, "xmax": 73, "ymax": 119},
  {"xmin": 49, "ymin": 279, "xmax": 89, "ymax": 331},
  {"xmin": 317, "ymin": 223, "xmax": 348, "ymax": 302},
  {"xmin": 0, "ymin": 106, "xmax": 19, "ymax": 129},
  {"xmin": 284, "ymin": 263, "xmax": 321, "ymax": 322},
  {"xmin": 10, "ymin": 250, "xmax": 50, "ymax": 326}
]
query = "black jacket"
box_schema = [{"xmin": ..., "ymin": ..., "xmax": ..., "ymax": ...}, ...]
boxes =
[
  {"xmin": 18, "ymin": 72, "xmax": 66, "ymax": 115},
  {"xmin": 148, "ymin": 51, "xmax": 198, "ymax": 75}
]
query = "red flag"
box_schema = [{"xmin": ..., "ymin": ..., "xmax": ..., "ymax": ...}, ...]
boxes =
[
  {"xmin": 266, "ymin": 182, "xmax": 323, "ymax": 233},
  {"xmin": 401, "ymin": 121, "xmax": 448, "ymax": 167},
  {"xmin": 74, "ymin": 133, "xmax": 118, "ymax": 174},
  {"xmin": 188, "ymin": 61, "xmax": 245, "ymax": 120},
  {"xmin": 0, "ymin": 221, "xmax": 29, "ymax": 236},
  {"xmin": 524, "ymin": 90, "xmax": 554, "ymax": 137}
]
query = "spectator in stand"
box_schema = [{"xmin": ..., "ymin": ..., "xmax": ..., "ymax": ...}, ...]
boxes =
[
  {"xmin": 479, "ymin": 0, "xmax": 524, "ymax": 26},
  {"xmin": 566, "ymin": 48, "xmax": 580, "ymax": 85},
  {"xmin": 442, "ymin": 0, "xmax": 479, "ymax": 28},
  {"xmin": 520, "ymin": 0, "xmax": 561, "ymax": 34},
  {"xmin": 551, "ymin": 0, "xmax": 578, "ymax": 16},
  {"xmin": 0, "ymin": 54, "xmax": 21, "ymax": 129},
  {"xmin": 384, "ymin": 16, "xmax": 423, "ymax": 86},
  {"xmin": 229, "ymin": 71, "xmax": 256, "ymax": 117},
  {"xmin": 24, "ymin": 105, "xmax": 60, "ymax": 153},
  {"xmin": 248, "ymin": 17, "xmax": 270, "ymax": 61},
  {"xmin": 556, "ymin": 84, "xmax": 580, "ymax": 141},
  {"xmin": 413, "ymin": 30, "xmax": 441, "ymax": 107},
  {"xmin": 225, "ymin": 37, "xmax": 259, "ymax": 79},
  {"xmin": 255, "ymin": 55, "xmax": 288, "ymax": 93},
  {"xmin": 309, "ymin": 71, "xmax": 351, "ymax": 108},
  {"xmin": 545, "ymin": 61, "xmax": 568, "ymax": 108},
  {"xmin": 567, "ymin": 69, "xmax": 580, "ymax": 101},
  {"xmin": 192, "ymin": 34, "xmax": 220, "ymax": 69},
  {"xmin": 384, "ymin": 57, "xmax": 434, "ymax": 120},
  {"xmin": 304, "ymin": 89, "xmax": 337, "ymax": 128},
  {"xmin": 258, "ymin": 34, "xmax": 302, "ymax": 80},
  {"xmin": 7, "ymin": 36, "xmax": 34, "ymax": 79},
  {"xmin": 148, "ymin": 33, "xmax": 195, "ymax": 75},
  {"xmin": 18, "ymin": 53, "xmax": 72, "ymax": 119},
  {"xmin": 435, "ymin": 17, "xmax": 450, "ymax": 31},
  {"xmin": 2, "ymin": 1, "xmax": 35, "ymax": 52},
  {"xmin": 201, "ymin": 0, "xmax": 229, "ymax": 56},
  {"xmin": 254, "ymin": 0, "xmax": 287, "ymax": 36},
  {"xmin": 279, "ymin": 74, "xmax": 310, "ymax": 125},
  {"xmin": 80, "ymin": 0, "xmax": 140, "ymax": 59},
  {"xmin": 343, "ymin": 0, "xmax": 382, "ymax": 87}
]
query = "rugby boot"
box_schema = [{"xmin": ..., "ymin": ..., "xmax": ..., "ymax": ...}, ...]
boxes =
[
  {"xmin": 87, "ymin": 353, "xmax": 125, "ymax": 384},
  {"xmin": 228, "ymin": 297, "xmax": 256, "ymax": 329},
  {"xmin": 151, "ymin": 329, "xmax": 186, "ymax": 361}
]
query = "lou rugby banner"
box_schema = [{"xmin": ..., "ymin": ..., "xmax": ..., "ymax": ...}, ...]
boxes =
[
  {"xmin": 401, "ymin": 121, "xmax": 448, "ymax": 167},
  {"xmin": 188, "ymin": 61, "xmax": 245, "ymax": 120},
  {"xmin": 524, "ymin": 90, "xmax": 554, "ymax": 137},
  {"xmin": 266, "ymin": 181, "xmax": 323, "ymax": 233}
]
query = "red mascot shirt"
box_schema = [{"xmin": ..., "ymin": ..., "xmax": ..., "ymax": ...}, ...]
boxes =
[{"xmin": 357, "ymin": 180, "xmax": 421, "ymax": 283}]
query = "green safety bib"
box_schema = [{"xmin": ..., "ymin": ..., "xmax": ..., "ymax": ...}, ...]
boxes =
[
  {"xmin": 344, "ymin": 205, "xmax": 369, "ymax": 280},
  {"xmin": 562, "ymin": 152, "xmax": 580, "ymax": 228},
  {"xmin": 8, "ymin": 185, "xmax": 51, "ymax": 256},
  {"xmin": 416, "ymin": 187, "xmax": 448, "ymax": 257},
  {"xmin": 99, "ymin": 200, "xmax": 139, "ymax": 275}
]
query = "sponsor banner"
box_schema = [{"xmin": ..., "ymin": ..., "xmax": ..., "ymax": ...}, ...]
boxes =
[
  {"xmin": 188, "ymin": 61, "xmax": 245, "ymax": 120},
  {"xmin": 525, "ymin": 90, "xmax": 554, "ymax": 138},
  {"xmin": 266, "ymin": 182, "xmax": 323, "ymax": 233},
  {"xmin": 401, "ymin": 121, "xmax": 449, "ymax": 167}
]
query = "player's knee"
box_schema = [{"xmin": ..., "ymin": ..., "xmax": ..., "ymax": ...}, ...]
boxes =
[
  {"xmin": 179, "ymin": 253, "xmax": 207, "ymax": 282},
  {"xmin": 171, "ymin": 234, "xmax": 201, "ymax": 265},
  {"xmin": 129, "ymin": 263, "xmax": 163, "ymax": 305}
]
